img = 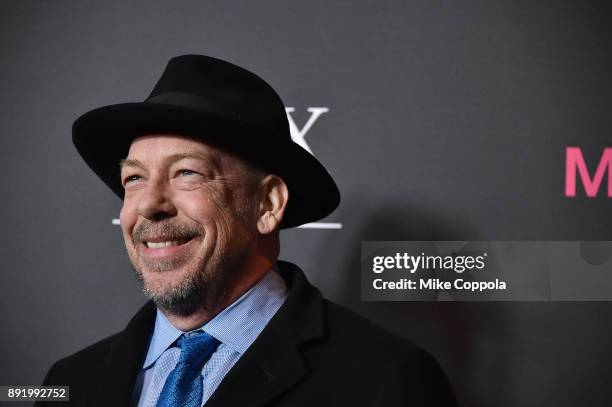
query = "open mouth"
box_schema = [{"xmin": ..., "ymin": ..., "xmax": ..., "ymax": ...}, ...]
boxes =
[
  {"xmin": 140, "ymin": 235, "xmax": 197, "ymax": 252},
  {"xmin": 144, "ymin": 239, "xmax": 191, "ymax": 249}
]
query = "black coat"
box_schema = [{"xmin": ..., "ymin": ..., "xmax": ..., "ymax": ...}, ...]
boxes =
[{"xmin": 37, "ymin": 261, "xmax": 459, "ymax": 406}]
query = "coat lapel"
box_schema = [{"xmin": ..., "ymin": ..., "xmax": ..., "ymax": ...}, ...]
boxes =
[
  {"xmin": 91, "ymin": 301, "xmax": 156, "ymax": 407},
  {"xmin": 205, "ymin": 261, "xmax": 326, "ymax": 407}
]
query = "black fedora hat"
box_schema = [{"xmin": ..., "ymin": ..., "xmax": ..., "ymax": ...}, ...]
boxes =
[{"xmin": 73, "ymin": 55, "xmax": 340, "ymax": 228}]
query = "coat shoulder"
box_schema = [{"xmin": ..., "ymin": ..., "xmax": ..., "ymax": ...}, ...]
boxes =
[
  {"xmin": 35, "ymin": 333, "xmax": 126, "ymax": 407},
  {"xmin": 42, "ymin": 332, "xmax": 122, "ymax": 385},
  {"xmin": 323, "ymin": 300, "xmax": 420, "ymax": 359},
  {"xmin": 293, "ymin": 299, "xmax": 459, "ymax": 406}
]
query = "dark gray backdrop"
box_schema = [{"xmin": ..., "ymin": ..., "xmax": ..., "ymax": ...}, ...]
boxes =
[{"xmin": 1, "ymin": 1, "xmax": 611, "ymax": 406}]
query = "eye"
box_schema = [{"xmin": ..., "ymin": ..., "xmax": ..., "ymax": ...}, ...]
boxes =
[
  {"xmin": 178, "ymin": 169, "xmax": 196, "ymax": 176},
  {"xmin": 123, "ymin": 174, "xmax": 142, "ymax": 185}
]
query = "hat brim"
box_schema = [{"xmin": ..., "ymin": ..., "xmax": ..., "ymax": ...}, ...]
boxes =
[{"xmin": 72, "ymin": 102, "xmax": 340, "ymax": 229}]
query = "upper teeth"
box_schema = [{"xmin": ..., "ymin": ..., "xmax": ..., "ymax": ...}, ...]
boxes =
[{"xmin": 146, "ymin": 241, "xmax": 183, "ymax": 249}]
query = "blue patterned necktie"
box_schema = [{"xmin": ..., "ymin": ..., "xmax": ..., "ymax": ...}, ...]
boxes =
[{"xmin": 156, "ymin": 331, "xmax": 221, "ymax": 407}]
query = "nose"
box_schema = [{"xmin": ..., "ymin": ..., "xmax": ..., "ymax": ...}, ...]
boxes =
[{"xmin": 137, "ymin": 177, "xmax": 177, "ymax": 220}]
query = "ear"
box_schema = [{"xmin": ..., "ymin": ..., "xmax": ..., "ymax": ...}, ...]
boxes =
[{"xmin": 257, "ymin": 175, "xmax": 289, "ymax": 234}]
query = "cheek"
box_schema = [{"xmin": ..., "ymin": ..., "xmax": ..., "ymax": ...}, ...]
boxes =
[
  {"xmin": 119, "ymin": 201, "xmax": 138, "ymax": 240},
  {"xmin": 177, "ymin": 195, "xmax": 216, "ymax": 224},
  {"xmin": 177, "ymin": 189, "xmax": 242, "ymax": 245},
  {"xmin": 176, "ymin": 187, "xmax": 228, "ymax": 223}
]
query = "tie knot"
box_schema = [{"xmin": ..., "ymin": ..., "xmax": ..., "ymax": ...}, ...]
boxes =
[{"xmin": 175, "ymin": 331, "xmax": 220, "ymax": 368}]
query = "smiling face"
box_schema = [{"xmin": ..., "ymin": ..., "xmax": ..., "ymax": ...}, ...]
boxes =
[{"xmin": 119, "ymin": 134, "xmax": 264, "ymax": 316}]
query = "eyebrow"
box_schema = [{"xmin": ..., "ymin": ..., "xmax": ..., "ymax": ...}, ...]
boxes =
[
  {"xmin": 119, "ymin": 158, "xmax": 144, "ymax": 170},
  {"xmin": 119, "ymin": 151, "xmax": 218, "ymax": 171}
]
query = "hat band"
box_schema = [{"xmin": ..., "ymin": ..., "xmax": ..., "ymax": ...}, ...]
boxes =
[
  {"xmin": 145, "ymin": 91, "xmax": 287, "ymax": 141},
  {"xmin": 146, "ymin": 91, "xmax": 239, "ymax": 120}
]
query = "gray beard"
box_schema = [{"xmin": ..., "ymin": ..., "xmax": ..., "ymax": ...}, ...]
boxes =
[{"xmin": 131, "ymin": 247, "xmax": 249, "ymax": 317}]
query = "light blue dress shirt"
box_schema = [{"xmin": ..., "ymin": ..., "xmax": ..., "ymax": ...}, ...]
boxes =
[{"xmin": 133, "ymin": 267, "xmax": 288, "ymax": 407}]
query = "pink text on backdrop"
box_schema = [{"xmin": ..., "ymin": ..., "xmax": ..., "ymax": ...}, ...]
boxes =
[{"xmin": 565, "ymin": 147, "xmax": 612, "ymax": 197}]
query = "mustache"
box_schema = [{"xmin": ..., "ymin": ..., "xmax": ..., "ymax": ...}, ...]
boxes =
[{"xmin": 132, "ymin": 221, "xmax": 203, "ymax": 243}]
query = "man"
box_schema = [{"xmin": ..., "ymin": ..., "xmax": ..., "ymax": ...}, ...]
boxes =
[{"xmin": 38, "ymin": 55, "xmax": 458, "ymax": 406}]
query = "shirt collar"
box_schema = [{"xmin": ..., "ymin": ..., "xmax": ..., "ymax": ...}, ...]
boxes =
[{"xmin": 142, "ymin": 265, "xmax": 287, "ymax": 369}]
